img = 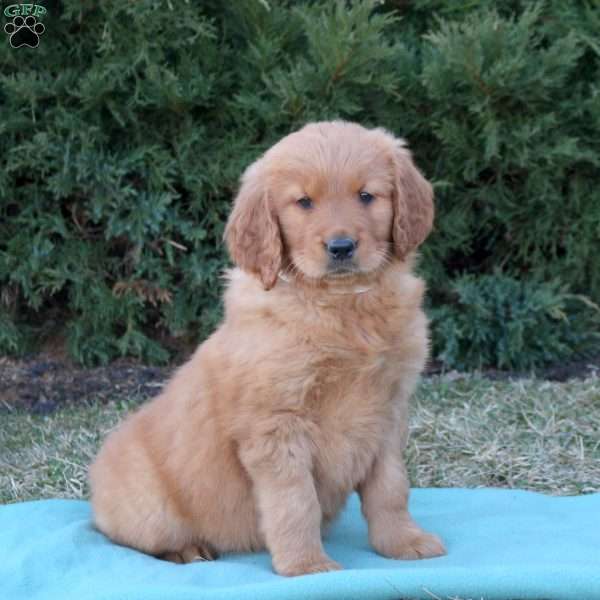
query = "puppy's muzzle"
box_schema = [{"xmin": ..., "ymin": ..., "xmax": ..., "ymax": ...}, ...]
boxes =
[{"xmin": 326, "ymin": 237, "xmax": 357, "ymax": 261}]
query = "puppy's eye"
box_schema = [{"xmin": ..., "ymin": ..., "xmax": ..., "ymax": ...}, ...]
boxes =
[
  {"xmin": 359, "ymin": 191, "xmax": 374, "ymax": 205},
  {"xmin": 297, "ymin": 196, "xmax": 313, "ymax": 210}
]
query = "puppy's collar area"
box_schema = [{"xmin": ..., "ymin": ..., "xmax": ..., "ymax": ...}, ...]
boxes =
[{"xmin": 277, "ymin": 271, "xmax": 373, "ymax": 295}]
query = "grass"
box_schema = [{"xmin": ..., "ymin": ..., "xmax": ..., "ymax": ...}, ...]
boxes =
[
  {"xmin": 0, "ymin": 399, "xmax": 132, "ymax": 503},
  {"xmin": 1, "ymin": 374, "xmax": 599, "ymax": 504},
  {"xmin": 407, "ymin": 374, "xmax": 600, "ymax": 494}
]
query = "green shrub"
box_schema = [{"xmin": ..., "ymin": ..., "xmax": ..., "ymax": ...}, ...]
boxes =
[
  {"xmin": 1, "ymin": 0, "xmax": 599, "ymax": 368},
  {"xmin": 416, "ymin": 2, "xmax": 600, "ymax": 295},
  {"xmin": 431, "ymin": 274, "xmax": 600, "ymax": 371}
]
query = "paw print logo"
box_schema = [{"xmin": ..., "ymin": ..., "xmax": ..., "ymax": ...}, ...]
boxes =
[{"xmin": 4, "ymin": 15, "xmax": 45, "ymax": 48}]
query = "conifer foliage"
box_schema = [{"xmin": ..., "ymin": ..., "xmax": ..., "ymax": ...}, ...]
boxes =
[{"xmin": 1, "ymin": 1, "xmax": 598, "ymax": 368}]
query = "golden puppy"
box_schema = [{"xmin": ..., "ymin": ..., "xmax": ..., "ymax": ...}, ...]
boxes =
[{"xmin": 89, "ymin": 121, "xmax": 445, "ymax": 576}]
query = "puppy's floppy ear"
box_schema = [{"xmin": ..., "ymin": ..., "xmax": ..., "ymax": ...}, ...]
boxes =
[
  {"xmin": 390, "ymin": 139, "xmax": 434, "ymax": 259},
  {"xmin": 224, "ymin": 159, "xmax": 283, "ymax": 290}
]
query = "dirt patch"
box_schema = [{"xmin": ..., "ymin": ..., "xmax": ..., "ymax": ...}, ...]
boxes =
[
  {"xmin": 1, "ymin": 353, "xmax": 599, "ymax": 415},
  {"xmin": 0, "ymin": 355, "xmax": 172, "ymax": 414},
  {"xmin": 426, "ymin": 355, "xmax": 600, "ymax": 383}
]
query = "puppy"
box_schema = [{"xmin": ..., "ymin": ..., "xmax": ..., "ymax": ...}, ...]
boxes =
[{"xmin": 89, "ymin": 121, "xmax": 445, "ymax": 576}]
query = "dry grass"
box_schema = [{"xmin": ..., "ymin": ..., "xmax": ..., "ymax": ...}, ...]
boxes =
[
  {"xmin": 406, "ymin": 374, "xmax": 600, "ymax": 495},
  {"xmin": 1, "ymin": 375, "xmax": 599, "ymax": 504},
  {"xmin": 0, "ymin": 400, "xmax": 130, "ymax": 503}
]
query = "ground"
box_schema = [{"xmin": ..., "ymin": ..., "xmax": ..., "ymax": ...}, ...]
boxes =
[
  {"xmin": 0, "ymin": 355, "xmax": 170, "ymax": 414},
  {"xmin": 1, "ymin": 354, "xmax": 599, "ymax": 504},
  {"xmin": 1, "ymin": 353, "xmax": 599, "ymax": 414}
]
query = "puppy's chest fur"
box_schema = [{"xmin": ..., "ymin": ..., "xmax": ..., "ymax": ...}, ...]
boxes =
[
  {"xmin": 308, "ymin": 354, "xmax": 391, "ymax": 515},
  {"xmin": 279, "ymin": 289, "xmax": 425, "ymax": 505},
  {"xmin": 225, "ymin": 269, "xmax": 426, "ymax": 515}
]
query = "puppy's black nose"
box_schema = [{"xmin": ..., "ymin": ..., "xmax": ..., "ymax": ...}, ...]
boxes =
[{"xmin": 326, "ymin": 237, "xmax": 356, "ymax": 260}]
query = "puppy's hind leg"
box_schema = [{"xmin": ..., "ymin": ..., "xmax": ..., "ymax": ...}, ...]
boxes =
[
  {"xmin": 160, "ymin": 542, "xmax": 220, "ymax": 564},
  {"xmin": 90, "ymin": 443, "xmax": 196, "ymax": 561}
]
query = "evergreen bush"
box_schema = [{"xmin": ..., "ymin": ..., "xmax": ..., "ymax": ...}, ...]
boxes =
[
  {"xmin": 1, "ymin": 0, "xmax": 599, "ymax": 369},
  {"xmin": 431, "ymin": 274, "xmax": 600, "ymax": 371}
]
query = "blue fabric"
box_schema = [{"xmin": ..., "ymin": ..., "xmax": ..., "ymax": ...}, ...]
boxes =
[{"xmin": 1, "ymin": 488, "xmax": 599, "ymax": 600}]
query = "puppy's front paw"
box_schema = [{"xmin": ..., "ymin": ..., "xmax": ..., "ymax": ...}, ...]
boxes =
[
  {"xmin": 276, "ymin": 556, "xmax": 342, "ymax": 577},
  {"xmin": 373, "ymin": 527, "xmax": 446, "ymax": 560}
]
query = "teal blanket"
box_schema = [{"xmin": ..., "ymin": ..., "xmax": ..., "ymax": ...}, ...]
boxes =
[{"xmin": 1, "ymin": 489, "xmax": 599, "ymax": 600}]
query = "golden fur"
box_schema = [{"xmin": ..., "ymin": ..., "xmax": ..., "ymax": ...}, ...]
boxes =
[{"xmin": 89, "ymin": 121, "xmax": 445, "ymax": 576}]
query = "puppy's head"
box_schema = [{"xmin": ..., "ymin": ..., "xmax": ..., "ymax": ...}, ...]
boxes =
[{"xmin": 225, "ymin": 121, "xmax": 434, "ymax": 289}]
